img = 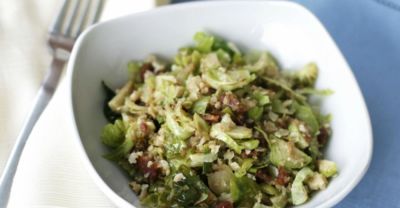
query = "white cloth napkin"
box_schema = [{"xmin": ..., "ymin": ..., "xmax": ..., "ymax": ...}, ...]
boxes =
[
  {"xmin": 8, "ymin": 82, "xmax": 116, "ymax": 208},
  {"xmin": 3, "ymin": 0, "xmax": 161, "ymax": 207}
]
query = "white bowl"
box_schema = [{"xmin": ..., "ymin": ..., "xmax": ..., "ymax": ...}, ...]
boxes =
[{"xmin": 67, "ymin": 1, "xmax": 373, "ymax": 207}]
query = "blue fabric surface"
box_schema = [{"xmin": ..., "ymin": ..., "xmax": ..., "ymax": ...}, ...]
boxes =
[
  {"xmin": 171, "ymin": 0, "xmax": 400, "ymax": 207},
  {"xmin": 292, "ymin": 1, "xmax": 400, "ymax": 207}
]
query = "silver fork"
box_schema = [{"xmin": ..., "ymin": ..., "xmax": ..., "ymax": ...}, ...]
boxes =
[{"xmin": 0, "ymin": 0, "xmax": 104, "ymax": 207}]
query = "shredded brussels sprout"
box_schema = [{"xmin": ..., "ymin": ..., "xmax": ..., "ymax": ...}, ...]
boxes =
[
  {"xmin": 318, "ymin": 160, "xmax": 338, "ymax": 178},
  {"xmin": 291, "ymin": 167, "xmax": 314, "ymax": 205},
  {"xmin": 100, "ymin": 32, "xmax": 337, "ymax": 208}
]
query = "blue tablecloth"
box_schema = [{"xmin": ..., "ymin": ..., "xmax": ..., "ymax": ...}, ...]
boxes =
[
  {"xmin": 171, "ymin": 0, "xmax": 400, "ymax": 207},
  {"xmin": 293, "ymin": 1, "xmax": 400, "ymax": 207}
]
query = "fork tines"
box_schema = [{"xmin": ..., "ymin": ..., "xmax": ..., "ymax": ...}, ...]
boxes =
[{"xmin": 50, "ymin": 0, "xmax": 104, "ymax": 38}]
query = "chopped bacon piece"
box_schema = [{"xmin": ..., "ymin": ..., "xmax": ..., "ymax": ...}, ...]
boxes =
[
  {"xmin": 317, "ymin": 127, "xmax": 330, "ymax": 145},
  {"xmin": 140, "ymin": 122, "xmax": 148, "ymax": 135},
  {"xmin": 203, "ymin": 113, "xmax": 221, "ymax": 123},
  {"xmin": 140, "ymin": 63, "xmax": 154, "ymax": 80},
  {"xmin": 135, "ymin": 138, "xmax": 148, "ymax": 151},
  {"xmin": 255, "ymin": 169, "xmax": 273, "ymax": 183},
  {"xmin": 220, "ymin": 93, "xmax": 247, "ymax": 113},
  {"xmin": 304, "ymin": 134, "xmax": 312, "ymax": 143},
  {"xmin": 258, "ymin": 136, "xmax": 268, "ymax": 148},
  {"xmin": 275, "ymin": 166, "xmax": 290, "ymax": 186},
  {"xmin": 137, "ymin": 155, "xmax": 159, "ymax": 182},
  {"xmin": 275, "ymin": 118, "xmax": 289, "ymax": 129},
  {"xmin": 232, "ymin": 113, "xmax": 246, "ymax": 126}
]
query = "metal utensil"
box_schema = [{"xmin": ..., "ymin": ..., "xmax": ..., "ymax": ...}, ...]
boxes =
[{"xmin": 0, "ymin": 0, "xmax": 104, "ymax": 206}]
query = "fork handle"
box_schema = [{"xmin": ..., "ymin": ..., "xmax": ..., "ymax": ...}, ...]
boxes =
[{"xmin": 0, "ymin": 58, "xmax": 65, "ymax": 208}]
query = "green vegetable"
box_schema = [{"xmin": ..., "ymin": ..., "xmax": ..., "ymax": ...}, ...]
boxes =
[
  {"xmin": 127, "ymin": 61, "xmax": 143, "ymax": 83},
  {"xmin": 260, "ymin": 184, "xmax": 278, "ymax": 195},
  {"xmin": 308, "ymin": 137, "xmax": 320, "ymax": 160},
  {"xmin": 291, "ymin": 167, "xmax": 314, "ymax": 205},
  {"xmin": 262, "ymin": 77, "xmax": 306, "ymax": 103},
  {"xmin": 175, "ymin": 48, "xmax": 202, "ymax": 68},
  {"xmin": 252, "ymin": 90, "xmax": 270, "ymax": 106},
  {"xmin": 230, "ymin": 175, "xmax": 259, "ymax": 204},
  {"xmin": 101, "ymin": 81, "xmax": 121, "ymax": 123},
  {"xmin": 194, "ymin": 32, "xmax": 214, "ymax": 53},
  {"xmin": 118, "ymin": 160, "xmax": 137, "ymax": 177},
  {"xmin": 101, "ymin": 119, "xmax": 126, "ymax": 148},
  {"xmin": 270, "ymin": 188, "xmax": 288, "ymax": 208},
  {"xmin": 210, "ymin": 123, "xmax": 243, "ymax": 154},
  {"xmin": 108, "ymin": 81, "xmax": 134, "ymax": 112},
  {"xmin": 193, "ymin": 113, "xmax": 210, "ymax": 138},
  {"xmin": 103, "ymin": 137, "xmax": 134, "ymax": 161},
  {"xmin": 200, "ymin": 53, "xmax": 223, "ymax": 70},
  {"xmin": 297, "ymin": 88, "xmax": 334, "ymax": 96},
  {"xmin": 318, "ymin": 113, "xmax": 332, "ymax": 126},
  {"xmin": 288, "ymin": 120, "xmax": 309, "ymax": 149},
  {"xmin": 293, "ymin": 62, "xmax": 318, "ymax": 86},
  {"xmin": 212, "ymin": 37, "xmax": 236, "ymax": 56},
  {"xmin": 216, "ymin": 49, "xmax": 232, "ymax": 66},
  {"xmin": 192, "ymin": 96, "xmax": 210, "ymax": 114},
  {"xmin": 168, "ymin": 157, "xmax": 189, "ymax": 170},
  {"xmin": 207, "ymin": 165, "xmax": 234, "ymax": 195},
  {"xmin": 235, "ymin": 159, "xmax": 255, "ymax": 177},
  {"xmin": 245, "ymin": 51, "xmax": 280, "ymax": 77},
  {"xmin": 154, "ymin": 75, "xmax": 184, "ymax": 105},
  {"xmin": 202, "ymin": 68, "xmax": 256, "ymax": 91},
  {"xmin": 221, "ymin": 114, "xmax": 253, "ymax": 139},
  {"xmin": 142, "ymin": 192, "xmax": 170, "ymax": 208},
  {"xmin": 307, "ymin": 173, "xmax": 328, "ymax": 190},
  {"xmin": 140, "ymin": 72, "xmax": 156, "ymax": 104},
  {"xmin": 210, "ymin": 114, "xmax": 255, "ymax": 153},
  {"xmin": 189, "ymin": 153, "xmax": 218, "ymax": 167},
  {"xmin": 226, "ymin": 126, "xmax": 253, "ymax": 140},
  {"xmin": 172, "ymin": 166, "xmax": 216, "ymax": 206},
  {"xmin": 202, "ymin": 162, "xmax": 213, "ymax": 174},
  {"xmin": 174, "ymin": 179, "xmax": 203, "ymax": 206},
  {"xmin": 163, "ymin": 127, "xmax": 188, "ymax": 159},
  {"xmin": 248, "ymin": 106, "xmax": 264, "ymax": 121},
  {"xmin": 239, "ymin": 140, "xmax": 260, "ymax": 150},
  {"xmin": 318, "ymin": 160, "xmax": 338, "ymax": 177},
  {"xmin": 269, "ymin": 138, "xmax": 312, "ymax": 169},
  {"xmin": 295, "ymin": 105, "xmax": 319, "ymax": 135},
  {"xmin": 122, "ymin": 98, "xmax": 147, "ymax": 115},
  {"xmin": 254, "ymin": 126, "xmax": 271, "ymax": 146},
  {"xmin": 271, "ymin": 98, "xmax": 285, "ymax": 114},
  {"xmin": 165, "ymin": 108, "xmax": 195, "ymax": 140}
]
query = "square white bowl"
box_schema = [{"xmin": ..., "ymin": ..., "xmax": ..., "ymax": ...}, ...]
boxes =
[{"xmin": 67, "ymin": 1, "xmax": 373, "ymax": 207}]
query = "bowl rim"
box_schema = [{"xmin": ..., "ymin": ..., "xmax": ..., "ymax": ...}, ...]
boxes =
[{"xmin": 67, "ymin": 1, "xmax": 373, "ymax": 207}]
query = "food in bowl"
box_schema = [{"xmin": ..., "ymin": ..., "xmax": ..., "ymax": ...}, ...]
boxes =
[{"xmin": 99, "ymin": 32, "xmax": 337, "ymax": 208}]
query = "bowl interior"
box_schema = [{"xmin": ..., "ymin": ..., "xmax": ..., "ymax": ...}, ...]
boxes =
[{"xmin": 69, "ymin": 1, "xmax": 372, "ymax": 207}]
